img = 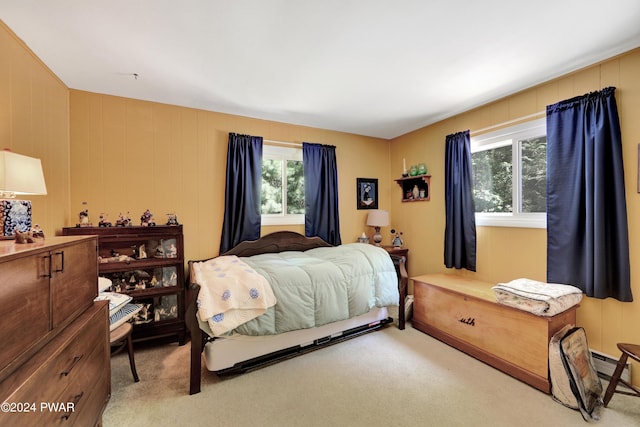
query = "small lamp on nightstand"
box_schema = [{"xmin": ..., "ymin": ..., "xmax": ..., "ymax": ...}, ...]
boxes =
[{"xmin": 366, "ymin": 209, "xmax": 389, "ymax": 246}]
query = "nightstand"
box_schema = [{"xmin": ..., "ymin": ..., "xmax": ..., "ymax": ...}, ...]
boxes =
[
  {"xmin": 381, "ymin": 246, "xmax": 409, "ymax": 272},
  {"xmin": 381, "ymin": 245, "xmax": 409, "ymax": 330}
]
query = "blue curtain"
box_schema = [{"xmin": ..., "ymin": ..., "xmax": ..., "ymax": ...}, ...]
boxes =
[
  {"xmin": 303, "ymin": 143, "xmax": 341, "ymax": 245},
  {"xmin": 546, "ymin": 87, "xmax": 632, "ymax": 301},
  {"xmin": 219, "ymin": 133, "xmax": 263, "ymax": 254},
  {"xmin": 444, "ymin": 130, "xmax": 476, "ymax": 271}
]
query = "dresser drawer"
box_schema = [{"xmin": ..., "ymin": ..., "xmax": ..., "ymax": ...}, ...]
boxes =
[
  {"xmin": 56, "ymin": 368, "xmax": 110, "ymax": 427},
  {"xmin": 0, "ymin": 303, "xmax": 108, "ymax": 427},
  {"xmin": 0, "ymin": 253, "xmax": 50, "ymax": 372},
  {"xmin": 51, "ymin": 238, "xmax": 98, "ymax": 328}
]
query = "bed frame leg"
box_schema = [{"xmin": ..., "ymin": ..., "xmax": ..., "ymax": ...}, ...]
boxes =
[
  {"xmin": 391, "ymin": 255, "xmax": 408, "ymax": 330},
  {"xmin": 186, "ymin": 282, "xmax": 203, "ymax": 394}
]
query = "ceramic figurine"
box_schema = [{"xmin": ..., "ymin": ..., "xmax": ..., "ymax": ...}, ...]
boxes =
[
  {"xmin": 140, "ymin": 209, "xmax": 156, "ymax": 226},
  {"xmin": 31, "ymin": 224, "xmax": 45, "ymax": 239},
  {"xmin": 391, "ymin": 229, "xmax": 403, "ymax": 248},
  {"xmin": 14, "ymin": 229, "xmax": 35, "ymax": 244},
  {"xmin": 116, "ymin": 212, "xmax": 132, "ymax": 227},
  {"xmin": 98, "ymin": 213, "xmax": 112, "ymax": 227},
  {"xmin": 166, "ymin": 213, "xmax": 179, "ymax": 226},
  {"xmin": 78, "ymin": 209, "xmax": 91, "ymax": 226}
]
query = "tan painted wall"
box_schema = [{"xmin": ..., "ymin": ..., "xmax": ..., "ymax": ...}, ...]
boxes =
[
  {"xmin": 68, "ymin": 90, "xmax": 391, "ymax": 264},
  {"xmin": 390, "ymin": 48, "xmax": 640, "ymax": 369},
  {"xmin": 0, "ymin": 21, "xmax": 70, "ymax": 236}
]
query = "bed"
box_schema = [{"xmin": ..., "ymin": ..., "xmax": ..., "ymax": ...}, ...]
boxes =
[{"xmin": 186, "ymin": 231, "xmax": 407, "ymax": 394}]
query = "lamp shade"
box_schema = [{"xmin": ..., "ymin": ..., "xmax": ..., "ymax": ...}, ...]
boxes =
[
  {"xmin": 0, "ymin": 150, "xmax": 47, "ymax": 196},
  {"xmin": 366, "ymin": 209, "xmax": 390, "ymax": 227}
]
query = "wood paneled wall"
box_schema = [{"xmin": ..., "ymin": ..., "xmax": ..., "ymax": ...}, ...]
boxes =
[
  {"xmin": 0, "ymin": 21, "xmax": 69, "ymax": 236},
  {"xmin": 69, "ymin": 91, "xmax": 391, "ymax": 264}
]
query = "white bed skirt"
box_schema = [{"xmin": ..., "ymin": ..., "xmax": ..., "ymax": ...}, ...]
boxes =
[{"xmin": 204, "ymin": 307, "xmax": 389, "ymax": 371}]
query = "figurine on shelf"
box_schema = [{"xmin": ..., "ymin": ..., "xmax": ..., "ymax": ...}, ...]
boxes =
[
  {"xmin": 31, "ymin": 224, "xmax": 45, "ymax": 239},
  {"xmin": 77, "ymin": 209, "xmax": 92, "ymax": 227},
  {"xmin": 98, "ymin": 213, "xmax": 112, "ymax": 227},
  {"xmin": 166, "ymin": 243, "xmax": 177, "ymax": 258},
  {"xmin": 166, "ymin": 213, "xmax": 179, "ymax": 226},
  {"xmin": 14, "ymin": 229, "xmax": 35, "ymax": 244},
  {"xmin": 391, "ymin": 229, "xmax": 404, "ymax": 248},
  {"xmin": 140, "ymin": 209, "xmax": 156, "ymax": 226},
  {"xmin": 115, "ymin": 212, "xmax": 132, "ymax": 227}
]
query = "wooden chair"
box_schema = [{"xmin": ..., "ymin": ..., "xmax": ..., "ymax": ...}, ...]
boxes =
[
  {"xmin": 110, "ymin": 322, "xmax": 140, "ymax": 382},
  {"xmin": 603, "ymin": 343, "xmax": 640, "ymax": 407}
]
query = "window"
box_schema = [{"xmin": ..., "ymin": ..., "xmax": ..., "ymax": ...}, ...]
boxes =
[
  {"xmin": 261, "ymin": 144, "xmax": 304, "ymax": 225},
  {"xmin": 471, "ymin": 118, "xmax": 546, "ymax": 228}
]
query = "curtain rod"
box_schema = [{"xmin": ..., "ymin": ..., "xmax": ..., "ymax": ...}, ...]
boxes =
[
  {"xmin": 264, "ymin": 139, "xmax": 302, "ymax": 148},
  {"xmin": 470, "ymin": 111, "xmax": 545, "ymax": 136}
]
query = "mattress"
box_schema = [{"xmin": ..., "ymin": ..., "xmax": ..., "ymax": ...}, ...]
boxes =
[{"xmin": 203, "ymin": 306, "xmax": 388, "ymax": 371}]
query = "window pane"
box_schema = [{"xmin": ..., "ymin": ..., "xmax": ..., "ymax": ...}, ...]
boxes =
[
  {"xmin": 520, "ymin": 136, "xmax": 546, "ymax": 213},
  {"xmin": 261, "ymin": 159, "xmax": 282, "ymax": 214},
  {"xmin": 472, "ymin": 145, "xmax": 512, "ymax": 213},
  {"xmin": 286, "ymin": 160, "xmax": 305, "ymax": 214}
]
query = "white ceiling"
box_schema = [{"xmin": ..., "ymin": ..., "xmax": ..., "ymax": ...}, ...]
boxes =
[{"xmin": 3, "ymin": 1, "xmax": 640, "ymax": 139}]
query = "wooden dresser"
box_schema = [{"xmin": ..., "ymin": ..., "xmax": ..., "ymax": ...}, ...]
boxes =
[
  {"xmin": 412, "ymin": 273, "xmax": 577, "ymax": 393},
  {"xmin": 0, "ymin": 236, "xmax": 110, "ymax": 426}
]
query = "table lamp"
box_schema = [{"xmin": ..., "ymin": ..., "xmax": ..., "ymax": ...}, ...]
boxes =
[
  {"xmin": 0, "ymin": 149, "xmax": 48, "ymax": 238},
  {"xmin": 366, "ymin": 209, "xmax": 389, "ymax": 246}
]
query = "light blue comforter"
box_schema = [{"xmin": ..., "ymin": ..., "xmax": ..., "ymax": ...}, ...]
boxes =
[{"xmin": 230, "ymin": 243, "xmax": 399, "ymax": 336}]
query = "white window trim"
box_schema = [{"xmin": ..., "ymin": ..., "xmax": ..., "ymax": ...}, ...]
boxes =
[
  {"xmin": 261, "ymin": 144, "xmax": 305, "ymax": 226},
  {"xmin": 471, "ymin": 118, "xmax": 546, "ymax": 229}
]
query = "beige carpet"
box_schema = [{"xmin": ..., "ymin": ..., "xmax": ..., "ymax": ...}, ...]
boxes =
[{"xmin": 104, "ymin": 323, "xmax": 640, "ymax": 427}]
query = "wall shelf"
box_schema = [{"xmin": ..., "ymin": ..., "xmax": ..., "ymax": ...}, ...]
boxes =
[{"xmin": 395, "ymin": 175, "xmax": 431, "ymax": 202}]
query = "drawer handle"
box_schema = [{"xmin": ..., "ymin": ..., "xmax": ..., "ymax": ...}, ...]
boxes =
[
  {"xmin": 60, "ymin": 392, "xmax": 84, "ymax": 421},
  {"xmin": 61, "ymin": 355, "xmax": 83, "ymax": 376},
  {"xmin": 54, "ymin": 250, "xmax": 65, "ymax": 273},
  {"xmin": 40, "ymin": 254, "xmax": 52, "ymax": 278},
  {"xmin": 459, "ymin": 317, "xmax": 475, "ymax": 326}
]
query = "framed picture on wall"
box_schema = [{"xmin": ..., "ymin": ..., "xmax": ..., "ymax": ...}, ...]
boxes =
[{"xmin": 357, "ymin": 178, "xmax": 378, "ymax": 210}]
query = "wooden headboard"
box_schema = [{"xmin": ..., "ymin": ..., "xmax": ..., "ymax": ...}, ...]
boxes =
[{"xmin": 221, "ymin": 231, "xmax": 333, "ymax": 258}]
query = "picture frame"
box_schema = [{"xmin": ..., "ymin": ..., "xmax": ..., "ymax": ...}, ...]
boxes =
[{"xmin": 357, "ymin": 178, "xmax": 378, "ymax": 210}]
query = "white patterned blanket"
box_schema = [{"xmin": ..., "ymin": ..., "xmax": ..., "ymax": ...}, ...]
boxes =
[
  {"xmin": 492, "ymin": 278, "xmax": 583, "ymax": 316},
  {"xmin": 193, "ymin": 255, "xmax": 277, "ymax": 336}
]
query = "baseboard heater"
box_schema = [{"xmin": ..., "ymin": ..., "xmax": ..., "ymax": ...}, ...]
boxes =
[
  {"xmin": 590, "ymin": 349, "xmax": 631, "ymax": 383},
  {"xmin": 216, "ymin": 317, "xmax": 393, "ymax": 376}
]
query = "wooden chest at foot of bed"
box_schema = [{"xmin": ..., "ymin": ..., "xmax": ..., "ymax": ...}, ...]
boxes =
[{"xmin": 412, "ymin": 273, "xmax": 577, "ymax": 393}]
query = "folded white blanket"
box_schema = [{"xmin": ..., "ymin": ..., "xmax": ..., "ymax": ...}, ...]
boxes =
[{"xmin": 492, "ymin": 278, "xmax": 583, "ymax": 316}]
